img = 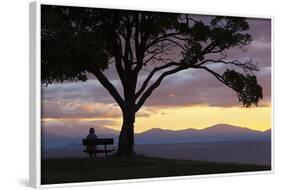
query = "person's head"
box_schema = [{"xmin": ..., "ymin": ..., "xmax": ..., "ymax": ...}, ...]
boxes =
[{"xmin": 89, "ymin": 127, "xmax": 95, "ymax": 134}]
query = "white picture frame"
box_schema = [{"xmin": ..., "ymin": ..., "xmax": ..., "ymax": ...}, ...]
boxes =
[{"xmin": 29, "ymin": 1, "xmax": 274, "ymax": 188}]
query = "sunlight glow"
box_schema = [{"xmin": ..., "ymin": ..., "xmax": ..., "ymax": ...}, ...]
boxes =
[
  {"xmin": 132, "ymin": 106, "xmax": 271, "ymax": 133},
  {"xmin": 43, "ymin": 105, "xmax": 271, "ymax": 133}
]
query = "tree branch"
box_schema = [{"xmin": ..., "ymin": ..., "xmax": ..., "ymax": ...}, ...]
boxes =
[
  {"xmin": 145, "ymin": 32, "xmax": 182, "ymax": 52},
  {"xmin": 155, "ymin": 38, "xmax": 186, "ymax": 51},
  {"xmin": 136, "ymin": 64, "xmax": 187, "ymax": 111},
  {"xmin": 190, "ymin": 65, "xmax": 241, "ymax": 93},
  {"xmin": 191, "ymin": 65, "xmax": 226, "ymax": 84},
  {"xmin": 196, "ymin": 58, "xmax": 258, "ymax": 72},
  {"xmin": 135, "ymin": 62, "xmax": 182, "ymax": 99},
  {"xmin": 113, "ymin": 32, "xmax": 126, "ymax": 85},
  {"xmin": 90, "ymin": 67, "xmax": 125, "ymax": 110}
]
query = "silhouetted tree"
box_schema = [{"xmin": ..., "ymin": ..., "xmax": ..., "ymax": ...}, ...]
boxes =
[{"xmin": 41, "ymin": 5, "xmax": 263, "ymax": 156}]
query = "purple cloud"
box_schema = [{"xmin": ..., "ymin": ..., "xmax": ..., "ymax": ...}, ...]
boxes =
[{"xmin": 41, "ymin": 17, "xmax": 271, "ymax": 115}]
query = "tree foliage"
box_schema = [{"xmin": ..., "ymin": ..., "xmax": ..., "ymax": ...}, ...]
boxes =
[
  {"xmin": 41, "ymin": 5, "xmax": 264, "ymax": 155},
  {"xmin": 223, "ymin": 70, "xmax": 262, "ymax": 107},
  {"xmin": 41, "ymin": 5, "xmax": 263, "ymax": 110}
]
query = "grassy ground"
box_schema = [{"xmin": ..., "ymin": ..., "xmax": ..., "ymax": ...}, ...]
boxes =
[{"xmin": 41, "ymin": 156, "xmax": 271, "ymax": 185}]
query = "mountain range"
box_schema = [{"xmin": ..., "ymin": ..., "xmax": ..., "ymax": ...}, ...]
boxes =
[{"xmin": 42, "ymin": 124, "xmax": 271, "ymax": 149}]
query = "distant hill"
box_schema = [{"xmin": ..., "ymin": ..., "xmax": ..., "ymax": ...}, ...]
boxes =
[
  {"xmin": 42, "ymin": 132, "xmax": 81, "ymax": 149},
  {"xmin": 135, "ymin": 124, "xmax": 271, "ymax": 144},
  {"xmin": 42, "ymin": 124, "xmax": 271, "ymax": 149},
  {"xmin": 42, "ymin": 125, "xmax": 120, "ymax": 149},
  {"xmin": 262, "ymin": 128, "xmax": 272, "ymax": 139},
  {"xmin": 42, "ymin": 125, "xmax": 119, "ymax": 138}
]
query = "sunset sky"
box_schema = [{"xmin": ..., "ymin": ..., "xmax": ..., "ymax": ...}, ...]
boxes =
[{"xmin": 42, "ymin": 16, "xmax": 271, "ymax": 134}]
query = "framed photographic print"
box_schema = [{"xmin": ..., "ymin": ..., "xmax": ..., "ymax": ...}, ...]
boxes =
[{"xmin": 29, "ymin": 1, "xmax": 273, "ymax": 188}]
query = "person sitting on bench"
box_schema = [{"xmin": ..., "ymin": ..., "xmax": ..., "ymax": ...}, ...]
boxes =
[{"xmin": 85, "ymin": 127, "xmax": 98, "ymax": 154}]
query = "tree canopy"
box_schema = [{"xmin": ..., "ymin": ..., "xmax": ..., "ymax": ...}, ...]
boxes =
[
  {"xmin": 41, "ymin": 5, "xmax": 263, "ymax": 155},
  {"xmin": 41, "ymin": 5, "xmax": 262, "ymax": 109}
]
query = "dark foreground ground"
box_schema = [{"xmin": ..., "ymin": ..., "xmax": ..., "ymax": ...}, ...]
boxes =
[
  {"xmin": 41, "ymin": 156, "xmax": 271, "ymax": 185},
  {"xmin": 43, "ymin": 140, "xmax": 271, "ymax": 166}
]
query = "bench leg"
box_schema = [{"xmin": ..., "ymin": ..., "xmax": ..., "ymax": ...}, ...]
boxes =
[
  {"xmin": 105, "ymin": 145, "xmax": 107, "ymax": 157},
  {"xmin": 90, "ymin": 153, "xmax": 93, "ymax": 158}
]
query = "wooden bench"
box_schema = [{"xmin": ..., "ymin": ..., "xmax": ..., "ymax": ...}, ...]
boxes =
[{"xmin": 82, "ymin": 138, "xmax": 115, "ymax": 157}]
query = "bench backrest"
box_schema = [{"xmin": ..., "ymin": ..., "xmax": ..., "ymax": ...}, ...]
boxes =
[{"xmin": 82, "ymin": 138, "xmax": 114, "ymax": 146}]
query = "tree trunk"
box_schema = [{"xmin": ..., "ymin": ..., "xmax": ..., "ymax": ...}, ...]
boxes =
[{"xmin": 117, "ymin": 109, "xmax": 135, "ymax": 156}]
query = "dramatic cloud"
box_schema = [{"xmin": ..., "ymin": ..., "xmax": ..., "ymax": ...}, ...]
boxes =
[
  {"xmin": 142, "ymin": 64, "xmax": 271, "ymax": 108},
  {"xmin": 42, "ymin": 100, "xmax": 154, "ymax": 119},
  {"xmin": 42, "ymin": 80, "xmax": 119, "ymax": 103},
  {"xmin": 42, "ymin": 101, "xmax": 122, "ymax": 119}
]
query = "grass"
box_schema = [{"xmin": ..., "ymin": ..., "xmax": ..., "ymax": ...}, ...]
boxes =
[{"xmin": 41, "ymin": 155, "xmax": 271, "ymax": 185}]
